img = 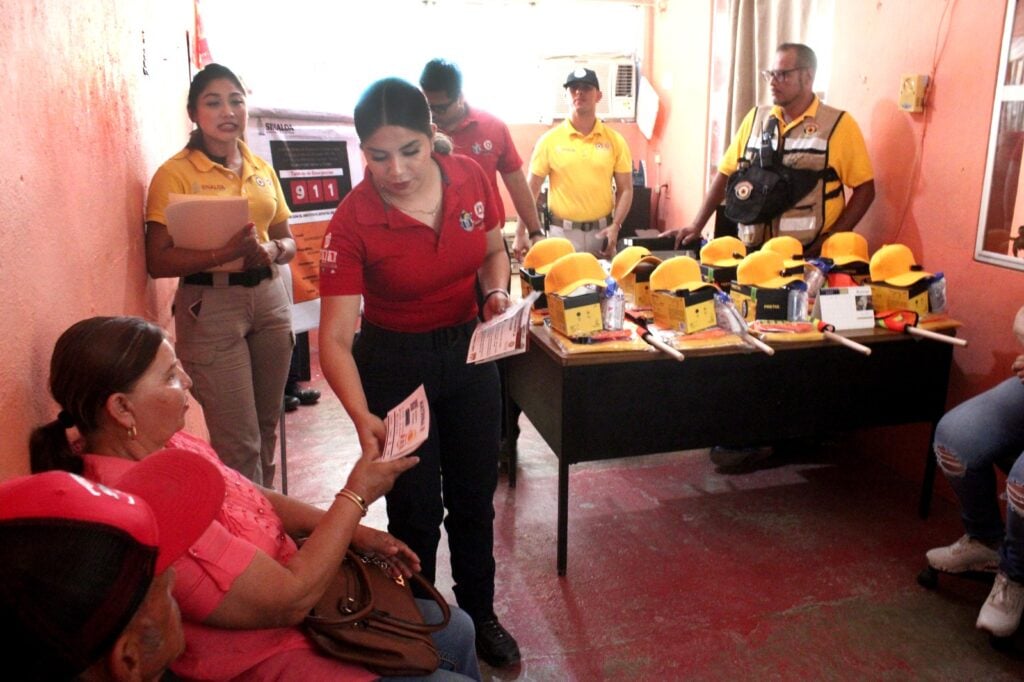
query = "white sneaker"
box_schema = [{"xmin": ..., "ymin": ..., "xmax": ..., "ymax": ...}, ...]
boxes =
[
  {"xmin": 977, "ymin": 573, "xmax": 1024, "ymax": 637},
  {"xmin": 926, "ymin": 535, "xmax": 999, "ymax": 573}
]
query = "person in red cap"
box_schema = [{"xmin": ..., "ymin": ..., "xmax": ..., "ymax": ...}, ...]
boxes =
[
  {"xmin": 0, "ymin": 448, "xmax": 223, "ymax": 681},
  {"xmin": 925, "ymin": 304, "xmax": 1024, "ymax": 638},
  {"xmin": 29, "ymin": 316, "xmax": 481, "ymax": 680},
  {"xmin": 663, "ymin": 43, "xmax": 874, "ymax": 257},
  {"xmin": 420, "ymin": 58, "xmax": 544, "ymax": 262},
  {"xmin": 527, "ymin": 66, "xmax": 634, "ymax": 259}
]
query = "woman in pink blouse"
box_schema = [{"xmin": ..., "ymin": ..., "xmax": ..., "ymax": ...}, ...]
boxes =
[{"xmin": 29, "ymin": 316, "xmax": 481, "ymax": 681}]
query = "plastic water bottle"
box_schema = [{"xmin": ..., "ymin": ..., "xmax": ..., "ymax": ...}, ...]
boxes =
[
  {"xmin": 928, "ymin": 272, "xmax": 947, "ymax": 313},
  {"xmin": 602, "ymin": 278, "xmax": 625, "ymax": 330},
  {"xmin": 787, "ymin": 282, "xmax": 809, "ymax": 322}
]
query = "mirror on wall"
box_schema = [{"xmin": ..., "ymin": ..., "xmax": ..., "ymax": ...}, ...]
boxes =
[{"xmin": 977, "ymin": 0, "xmax": 1024, "ymax": 270}]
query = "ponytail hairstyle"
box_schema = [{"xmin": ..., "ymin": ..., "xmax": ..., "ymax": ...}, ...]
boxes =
[
  {"xmin": 354, "ymin": 77, "xmax": 433, "ymax": 144},
  {"xmin": 29, "ymin": 317, "xmax": 166, "ymax": 474},
  {"xmin": 185, "ymin": 63, "xmax": 246, "ymax": 151}
]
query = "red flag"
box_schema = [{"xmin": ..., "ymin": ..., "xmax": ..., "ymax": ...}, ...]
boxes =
[{"xmin": 193, "ymin": 0, "xmax": 213, "ymax": 69}]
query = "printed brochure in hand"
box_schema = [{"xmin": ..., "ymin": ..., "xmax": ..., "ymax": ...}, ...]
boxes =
[{"xmin": 381, "ymin": 384, "xmax": 429, "ymax": 461}]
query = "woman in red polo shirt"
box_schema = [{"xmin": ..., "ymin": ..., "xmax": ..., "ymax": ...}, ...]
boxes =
[{"xmin": 319, "ymin": 78, "xmax": 520, "ymax": 669}]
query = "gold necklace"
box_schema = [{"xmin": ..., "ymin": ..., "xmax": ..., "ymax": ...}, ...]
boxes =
[{"xmin": 380, "ymin": 190, "xmax": 441, "ymax": 217}]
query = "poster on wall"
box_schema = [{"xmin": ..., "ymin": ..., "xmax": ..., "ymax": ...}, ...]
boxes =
[{"xmin": 247, "ymin": 110, "xmax": 363, "ymax": 331}]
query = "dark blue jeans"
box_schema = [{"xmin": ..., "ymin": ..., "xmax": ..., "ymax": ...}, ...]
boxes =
[
  {"xmin": 934, "ymin": 377, "xmax": 1024, "ymax": 581},
  {"xmin": 354, "ymin": 320, "xmax": 500, "ymax": 621}
]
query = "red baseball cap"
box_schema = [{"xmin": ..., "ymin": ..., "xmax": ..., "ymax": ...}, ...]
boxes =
[{"xmin": 0, "ymin": 448, "xmax": 223, "ymax": 677}]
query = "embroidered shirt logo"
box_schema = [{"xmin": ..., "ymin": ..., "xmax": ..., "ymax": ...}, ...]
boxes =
[
  {"xmin": 254, "ymin": 176, "xmax": 267, "ymax": 187},
  {"xmin": 459, "ymin": 210, "xmax": 474, "ymax": 231},
  {"xmin": 483, "ymin": 140, "xmax": 493, "ymax": 152},
  {"xmin": 474, "ymin": 201, "xmax": 485, "ymax": 219}
]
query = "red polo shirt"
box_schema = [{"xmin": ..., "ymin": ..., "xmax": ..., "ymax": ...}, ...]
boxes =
[
  {"xmin": 319, "ymin": 153, "xmax": 500, "ymax": 333},
  {"xmin": 445, "ymin": 107, "xmax": 523, "ymax": 224}
]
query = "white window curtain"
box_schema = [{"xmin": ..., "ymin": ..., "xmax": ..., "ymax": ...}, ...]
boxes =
[{"xmin": 706, "ymin": 0, "xmax": 834, "ymax": 182}]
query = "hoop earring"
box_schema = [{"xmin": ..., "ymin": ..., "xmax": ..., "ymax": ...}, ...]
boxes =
[{"xmin": 127, "ymin": 424, "xmax": 138, "ymax": 440}]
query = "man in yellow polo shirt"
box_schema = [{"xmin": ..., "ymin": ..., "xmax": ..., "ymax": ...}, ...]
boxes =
[
  {"xmin": 528, "ymin": 67, "xmax": 634, "ymax": 258},
  {"xmin": 665, "ymin": 43, "xmax": 875, "ymax": 258}
]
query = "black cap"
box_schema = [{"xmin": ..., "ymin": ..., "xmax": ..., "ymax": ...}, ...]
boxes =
[{"xmin": 563, "ymin": 68, "xmax": 600, "ymax": 90}]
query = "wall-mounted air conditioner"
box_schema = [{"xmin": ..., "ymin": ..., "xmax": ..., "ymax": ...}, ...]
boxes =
[{"xmin": 546, "ymin": 53, "xmax": 637, "ymax": 122}]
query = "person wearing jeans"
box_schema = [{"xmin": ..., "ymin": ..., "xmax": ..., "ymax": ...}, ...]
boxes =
[{"xmin": 926, "ymin": 304, "xmax": 1024, "ymax": 637}]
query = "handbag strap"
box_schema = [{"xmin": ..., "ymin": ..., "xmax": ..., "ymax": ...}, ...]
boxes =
[
  {"xmin": 305, "ymin": 549, "xmax": 375, "ymax": 626},
  {"xmin": 374, "ymin": 570, "xmax": 451, "ymax": 634}
]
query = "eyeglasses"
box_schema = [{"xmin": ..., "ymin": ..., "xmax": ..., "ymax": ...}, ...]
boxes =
[
  {"xmin": 760, "ymin": 67, "xmax": 805, "ymax": 83},
  {"xmin": 428, "ymin": 100, "xmax": 456, "ymax": 115}
]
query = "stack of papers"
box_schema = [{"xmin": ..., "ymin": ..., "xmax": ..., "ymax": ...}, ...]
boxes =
[
  {"xmin": 165, "ymin": 193, "xmax": 248, "ymax": 272},
  {"xmin": 466, "ymin": 291, "xmax": 541, "ymax": 364}
]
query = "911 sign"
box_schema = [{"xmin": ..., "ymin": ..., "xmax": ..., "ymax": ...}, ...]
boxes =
[{"xmin": 269, "ymin": 139, "xmax": 352, "ymax": 213}]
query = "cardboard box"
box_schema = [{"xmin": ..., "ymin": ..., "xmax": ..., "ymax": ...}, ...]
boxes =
[
  {"xmin": 869, "ymin": 279, "xmax": 930, "ymax": 316},
  {"xmin": 519, "ymin": 268, "xmax": 548, "ymax": 310},
  {"xmin": 729, "ymin": 283, "xmax": 791, "ymax": 322},
  {"xmin": 651, "ymin": 287, "xmax": 717, "ymax": 333},
  {"xmin": 620, "ymin": 268, "xmax": 655, "ymax": 308},
  {"xmin": 548, "ymin": 290, "xmax": 603, "ymax": 338},
  {"xmin": 700, "ymin": 264, "xmax": 739, "ymax": 290}
]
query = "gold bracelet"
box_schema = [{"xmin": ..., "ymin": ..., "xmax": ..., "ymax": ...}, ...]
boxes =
[{"xmin": 335, "ymin": 488, "xmax": 368, "ymax": 516}]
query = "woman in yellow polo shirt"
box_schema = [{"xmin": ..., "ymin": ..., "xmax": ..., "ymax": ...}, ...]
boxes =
[{"xmin": 144, "ymin": 63, "xmax": 295, "ymax": 487}]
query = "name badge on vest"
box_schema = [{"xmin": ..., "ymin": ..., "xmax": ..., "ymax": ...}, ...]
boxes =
[{"xmin": 779, "ymin": 215, "xmax": 816, "ymax": 235}]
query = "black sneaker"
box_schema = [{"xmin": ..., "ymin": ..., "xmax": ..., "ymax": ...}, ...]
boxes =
[
  {"xmin": 474, "ymin": 614, "xmax": 520, "ymax": 667},
  {"xmin": 286, "ymin": 384, "xmax": 321, "ymax": 406}
]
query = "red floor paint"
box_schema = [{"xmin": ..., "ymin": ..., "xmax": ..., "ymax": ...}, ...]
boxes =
[{"xmin": 279, "ymin": 349, "xmax": 1024, "ymax": 680}]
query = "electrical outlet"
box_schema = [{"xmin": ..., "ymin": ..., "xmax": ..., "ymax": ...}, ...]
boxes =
[{"xmin": 899, "ymin": 74, "xmax": 929, "ymax": 113}]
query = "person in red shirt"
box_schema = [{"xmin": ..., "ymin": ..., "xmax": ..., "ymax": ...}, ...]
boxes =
[
  {"xmin": 420, "ymin": 58, "xmax": 533, "ymax": 468},
  {"xmin": 419, "ymin": 58, "xmax": 544, "ymax": 261},
  {"xmin": 319, "ymin": 77, "xmax": 521, "ymax": 669}
]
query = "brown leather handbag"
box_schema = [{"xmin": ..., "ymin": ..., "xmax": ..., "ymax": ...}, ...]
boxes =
[{"xmin": 304, "ymin": 550, "xmax": 451, "ymax": 676}]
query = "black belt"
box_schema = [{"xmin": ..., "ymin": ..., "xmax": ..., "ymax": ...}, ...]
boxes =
[
  {"xmin": 549, "ymin": 214, "xmax": 614, "ymax": 232},
  {"xmin": 182, "ymin": 267, "xmax": 273, "ymax": 288},
  {"xmin": 358, "ymin": 319, "xmax": 477, "ymax": 351}
]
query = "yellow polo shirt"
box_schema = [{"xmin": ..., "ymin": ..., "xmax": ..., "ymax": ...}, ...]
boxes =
[
  {"xmin": 146, "ymin": 140, "xmax": 291, "ymax": 242},
  {"xmin": 529, "ymin": 118, "xmax": 633, "ymax": 222},
  {"xmin": 719, "ymin": 98, "xmax": 873, "ymax": 234}
]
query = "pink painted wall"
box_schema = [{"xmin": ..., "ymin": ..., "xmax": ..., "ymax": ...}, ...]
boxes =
[
  {"xmin": 0, "ymin": 1, "xmax": 197, "ymax": 477},
  {"xmin": 828, "ymin": 0, "xmax": 1022, "ymax": 397}
]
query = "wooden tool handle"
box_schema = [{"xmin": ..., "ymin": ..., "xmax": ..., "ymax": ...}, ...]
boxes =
[
  {"xmin": 822, "ymin": 330, "xmax": 872, "ymax": 356},
  {"xmin": 743, "ymin": 333, "xmax": 775, "ymax": 356},
  {"xmin": 905, "ymin": 326, "xmax": 968, "ymax": 346},
  {"xmin": 641, "ymin": 331, "xmax": 685, "ymax": 361}
]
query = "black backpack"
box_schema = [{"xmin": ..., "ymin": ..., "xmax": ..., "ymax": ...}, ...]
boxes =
[{"xmin": 724, "ymin": 117, "xmax": 832, "ymax": 225}]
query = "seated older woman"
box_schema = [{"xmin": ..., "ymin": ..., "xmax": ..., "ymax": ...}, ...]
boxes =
[{"xmin": 29, "ymin": 316, "xmax": 481, "ymax": 681}]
